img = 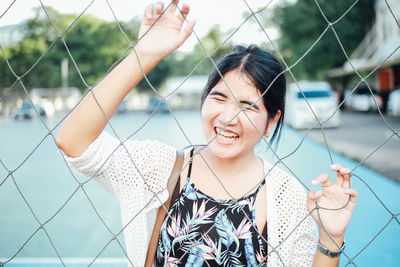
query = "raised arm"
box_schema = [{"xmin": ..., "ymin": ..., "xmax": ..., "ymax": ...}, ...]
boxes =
[{"xmin": 56, "ymin": 0, "xmax": 196, "ymax": 157}]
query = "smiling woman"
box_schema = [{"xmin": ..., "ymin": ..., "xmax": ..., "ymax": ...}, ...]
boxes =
[
  {"xmin": 55, "ymin": 1, "xmax": 357, "ymax": 266},
  {"xmin": 201, "ymin": 70, "xmax": 270, "ymax": 160},
  {"xmin": 200, "ymin": 45, "xmax": 285, "ymax": 162}
]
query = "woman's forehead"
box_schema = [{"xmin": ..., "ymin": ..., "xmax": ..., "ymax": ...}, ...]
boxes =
[{"xmin": 211, "ymin": 72, "xmax": 263, "ymax": 100}]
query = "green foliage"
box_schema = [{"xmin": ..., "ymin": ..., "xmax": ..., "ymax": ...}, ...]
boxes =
[
  {"xmin": 0, "ymin": 7, "xmax": 235, "ymax": 93},
  {"xmin": 0, "ymin": 7, "xmax": 138, "ymax": 91},
  {"xmin": 166, "ymin": 25, "xmax": 234, "ymax": 78},
  {"xmin": 136, "ymin": 59, "xmax": 171, "ymax": 91},
  {"xmin": 271, "ymin": 0, "xmax": 375, "ymax": 80},
  {"xmin": 0, "ymin": 37, "xmax": 46, "ymax": 87}
]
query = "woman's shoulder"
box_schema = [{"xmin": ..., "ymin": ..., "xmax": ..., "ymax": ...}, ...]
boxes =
[
  {"xmin": 65, "ymin": 131, "xmax": 177, "ymax": 173},
  {"xmin": 100, "ymin": 131, "xmax": 176, "ymax": 155}
]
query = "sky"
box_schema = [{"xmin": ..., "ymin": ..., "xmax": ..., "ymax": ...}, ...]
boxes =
[{"xmin": 0, "ymin": 0, "xmax": 278, "ymax": 51}]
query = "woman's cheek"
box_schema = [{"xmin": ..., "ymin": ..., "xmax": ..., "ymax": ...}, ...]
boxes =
[
  {"xmin": 201, "ymin": 103, "xmax": 214, "ymax": 130},
  {"xmin": 246, "ymin": 113, "xmax": 268, "ymax": 136},
  {"xmin": 202, "ymin": 100, "xmax": 220, "ymax": 120}
]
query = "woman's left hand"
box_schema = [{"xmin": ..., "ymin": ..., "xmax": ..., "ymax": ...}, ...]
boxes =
[{"xmin": 307, "ymin": 164, "xmax": 357, "ymax": 247}]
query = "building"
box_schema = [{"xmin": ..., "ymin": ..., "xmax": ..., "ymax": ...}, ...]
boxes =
[
  {"xmin": 30, "ymin": 87, "xmax": 81, "ymax": 117},
  {"xmin": 0, "ymin": 23, "xmax": 25, "ymax": 47},
  {"xmin": 164, "ymin": 75, "xmax": 208, "ymax": 110},
  {"xmin": 326, "ymin": 0, "xmax": 400, "ymax": 111}
]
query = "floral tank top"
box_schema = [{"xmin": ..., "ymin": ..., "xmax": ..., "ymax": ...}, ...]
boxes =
[{"xmin": 155, "ymin": 150, "xmax": 268, "ymax": 266}]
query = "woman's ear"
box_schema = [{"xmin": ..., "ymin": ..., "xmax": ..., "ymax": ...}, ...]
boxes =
[{"xmin": 266, "ymin": 110, "xmax": 281, "ymax": 134}]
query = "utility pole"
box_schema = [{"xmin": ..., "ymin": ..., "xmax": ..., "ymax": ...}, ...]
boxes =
[{"xmin": 61, "ymin": 58, "xmax": 68, "ymax": 89}]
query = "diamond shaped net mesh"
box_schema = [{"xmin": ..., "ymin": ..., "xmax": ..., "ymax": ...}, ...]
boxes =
[{"xmin": 0, "ymin": 0, "xmax": 399, "ymax": 266}]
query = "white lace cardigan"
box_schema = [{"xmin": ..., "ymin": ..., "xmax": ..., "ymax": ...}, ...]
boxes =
[{"xmin": 64, "ymin": 132, "xmax": 317, "ymax": 266}]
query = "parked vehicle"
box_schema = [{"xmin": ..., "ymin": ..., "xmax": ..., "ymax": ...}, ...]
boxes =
[
  {"xmin": 13, "ymin": 103, "xmax": 46, "ymax": 120},
  {"xmin": 387, "ymin": 89, "xmax": 400, "ymax": 116},
  {"xmin": 148, "ymin": 97, "xmax": 169, "ymax": 113},
  {"xmin": 285, "ymin": 81, "xmax": 340, "ymax": 129},
  {"xmin": 344, "ymin": 83, "xmax": 383, "ymax": 112}
]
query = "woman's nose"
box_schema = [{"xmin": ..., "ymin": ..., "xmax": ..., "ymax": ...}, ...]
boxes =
[{"xmin": 218, "ymin": 103, "xmax": 240, "ymax": 126}]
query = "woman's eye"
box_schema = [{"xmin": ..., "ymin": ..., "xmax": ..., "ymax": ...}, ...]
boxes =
[
  {"xmin": 242, "ymin": 105, "xmax": 253, "ymax": 110},
  {"xmin": 213, "ymin": 97, "xmax": 225, "ymax": 102}
]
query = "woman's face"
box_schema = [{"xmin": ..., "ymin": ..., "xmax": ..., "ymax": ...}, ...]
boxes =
[{"xmin": 201, "ymin": 70, "xmax": 270, "ymax": 160}]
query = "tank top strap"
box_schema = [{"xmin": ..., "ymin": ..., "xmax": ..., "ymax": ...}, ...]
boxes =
[
  {"xmin": 254, "ymin": 179, "xmax": 266, "ymax": 195},
  {"xmin": 187, "ymin": 148, "xmax": 195, "ymax": 178}
]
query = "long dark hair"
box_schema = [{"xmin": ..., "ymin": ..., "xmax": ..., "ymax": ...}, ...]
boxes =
[{"xmin": 201, "ymin": 44, "xmax": 286, "ymax": 145}]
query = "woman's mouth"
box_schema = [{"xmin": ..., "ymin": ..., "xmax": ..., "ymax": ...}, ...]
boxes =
[{"xmin": 214, "ymin": 127, "xmax": 239, "ymax": 144}]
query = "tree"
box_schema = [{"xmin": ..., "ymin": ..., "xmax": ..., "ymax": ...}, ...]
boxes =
[
  {"xmin": 165, "ymin": 25, "xmax": 235, "ymax": 78},
  {"xmin": 0, "ymin": 7, "xmax": 140, "ymax": 91},
  {"xmin": 136, "ymin": 25, "xmax": 235, "ymax": 92},
  {"xmin": 0, "ymin": 8, "xmax": 236, "ymax": 93},
  {"xmin": 270, "ymin": 0, "xmax": 375, "ymax": 80}
]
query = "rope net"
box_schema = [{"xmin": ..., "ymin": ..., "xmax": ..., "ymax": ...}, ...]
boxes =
[{"xmin": 0, "ymin": 0, "xmax": 399, "ymax": 266}]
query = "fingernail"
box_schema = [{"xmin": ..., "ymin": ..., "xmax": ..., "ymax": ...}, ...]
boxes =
[
  {"xmin": 155, "ymin": 4, "xmax": 161, "ymax": 9},
  {"xmin": 330, "ymin": 164, "xmax": 336, "ymax": 169},
  {"xmin": 315, "ymin": 191, "xmax": 322, "ymax": 197},
  {"xmin": 343, "ymin": 189, "xmax": 349, "ymax": 194},
  {"xmin": 311, "ymin": 179, "xmax": 318, "ymax": 185}
]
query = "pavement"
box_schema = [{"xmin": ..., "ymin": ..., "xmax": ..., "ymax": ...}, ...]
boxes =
[{"xmin": 298, "ymin": 110, "xmax": 400, "ymax": 183}]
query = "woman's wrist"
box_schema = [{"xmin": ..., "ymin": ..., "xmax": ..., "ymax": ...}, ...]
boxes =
[
  {"xmin": 130, "ymin": 47, "xmax": 162, "ymax": 74},
  {"xmin": 318, "ymin": 232, "xmax": 344, "ymax": 251}
]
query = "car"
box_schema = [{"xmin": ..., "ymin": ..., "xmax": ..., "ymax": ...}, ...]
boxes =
[
  {"xmin": 285, "ymin": 81, "xmax": 340, "ymax": 129},
  {"xmin": 148, "ymin": 97, "xmax": 169, "ymax": 113},
  {"xmin": 387, "ymin": 89, "xmax": 400, "ymax": 116},
  {"xmin": 343, "ymin": 83, "xmax": 383, "ymax": 112},
  {"xmin": 13, "ymin": 103, "xmax": 46, "ymax": 120}
]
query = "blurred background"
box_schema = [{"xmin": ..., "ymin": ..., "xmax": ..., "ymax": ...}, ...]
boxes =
[{"xmin": 0, "ymin": 0, "xmax": 399, "ymax": 266}]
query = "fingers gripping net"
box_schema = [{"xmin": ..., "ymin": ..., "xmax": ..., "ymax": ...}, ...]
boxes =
[{"xmin": 0, "ymin": 0, "xmax": 399, "ymax": 266}]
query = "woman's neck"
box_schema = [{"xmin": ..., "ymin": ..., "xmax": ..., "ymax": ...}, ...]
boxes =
[{"xmin": 200, "ymin": 147, "xmax": 261, "ymax": 177}]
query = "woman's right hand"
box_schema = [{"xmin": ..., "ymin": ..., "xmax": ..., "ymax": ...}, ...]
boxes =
[{"xmin": 135, "ymin": 0, "xmax": 196, "ymax": 63}]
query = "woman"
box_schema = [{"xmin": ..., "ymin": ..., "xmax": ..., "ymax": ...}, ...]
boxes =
[{"xmin": 56, "ymin": 1, "xmax": 357, "ymax": 266}]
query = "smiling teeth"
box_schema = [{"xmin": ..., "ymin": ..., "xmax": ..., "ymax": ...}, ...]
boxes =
[{"xmin": 217, "ymin": 128, "xmax": 239, "ymax": 138}]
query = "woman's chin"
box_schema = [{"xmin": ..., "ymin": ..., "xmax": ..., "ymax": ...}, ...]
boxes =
[{"xmin": 206, "ymin": 141, "xmax": 241, "ymax": 160}]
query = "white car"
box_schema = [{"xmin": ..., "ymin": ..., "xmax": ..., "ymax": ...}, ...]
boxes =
[
  {"xmin": 387, "ymin": 89, "xmax": 400, "ymax": 116},
  {"xmin": 344, "ymin": 85, "xmax": 383, "ymax": 112},
  {"xmin": 285, "ymin": 81, "xmax": 340, "ymax": 129}
]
